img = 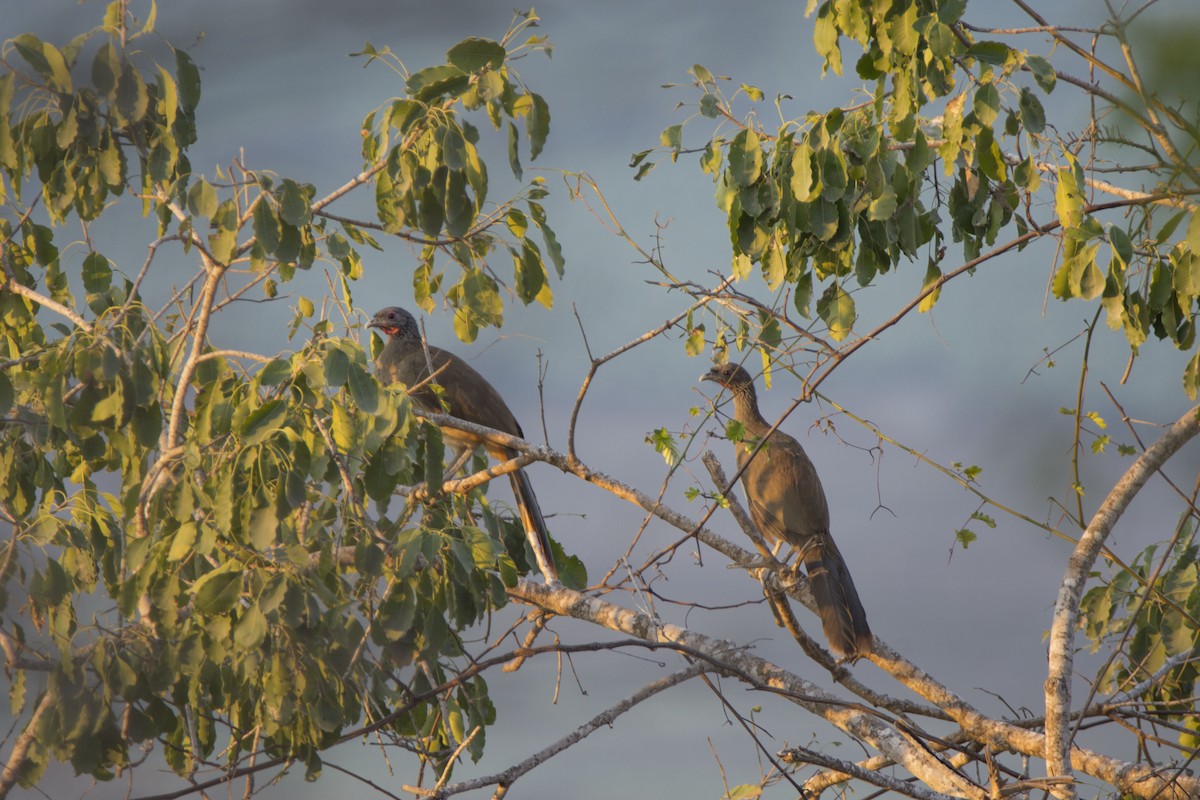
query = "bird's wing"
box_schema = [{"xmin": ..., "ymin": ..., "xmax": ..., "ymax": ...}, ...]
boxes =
[
  {"xmin": 737, "ymin": 429, "xmax": 831, "ymax": 552},
  {"xmin": 381, "ymin": 343, "xmax": 524, "ymax": 439}
]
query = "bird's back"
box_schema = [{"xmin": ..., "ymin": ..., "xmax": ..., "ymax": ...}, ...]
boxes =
[{"xmin": 376, "ymin": 337, "xmax": 524, "ymax": 438}]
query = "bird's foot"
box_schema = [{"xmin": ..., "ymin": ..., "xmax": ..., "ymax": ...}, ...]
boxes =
[{"xmin": 732, "ymin": 557, "xmax": 781, "ymax": 572}]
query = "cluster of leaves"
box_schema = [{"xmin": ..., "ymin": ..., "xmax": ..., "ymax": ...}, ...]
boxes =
[
  {"xmin": 3, "ymin": 314, "xmax": 534, "ymax": 781},
  {"xmin": 644, "ymin": 0, "xmax": 1200, "ymax": 400},
  {"xmin": 0, "ymin": 6, "xmax": 198, "ymax": 223},
  {"xmin": 359, "ymin": 16, "xmax": 564, "ymax": 342},
  {"xmin": 1052, "ymin": 158, "xmax": 1200, "ymax": 398},
  {"xmin": 1, "ymin": 3, "xmax": 572, "ymax": 788},
  {"xmin": 1079, "ymin": 517, "xmax": 1200, "ymax": 735}
]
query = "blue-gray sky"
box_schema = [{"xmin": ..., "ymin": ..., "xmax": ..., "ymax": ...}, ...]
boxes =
[{"xmin": 8, "ymin": 1, "xmax": 1200, "ymax": 797}]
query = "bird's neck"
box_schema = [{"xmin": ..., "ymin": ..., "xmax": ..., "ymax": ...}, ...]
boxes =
[
  {"xmin": 383, "ymin": 334, "xmax": 420, "ymax": 357},
  {"xmin": 731, "ymin": 388, "xmax": 770, "ymax": 434}
]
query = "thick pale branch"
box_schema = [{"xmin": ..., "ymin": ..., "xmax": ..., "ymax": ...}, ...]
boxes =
[
  {"xmin": 1044, "ymin": 405, "xmax": 1200, "ymax": 792},
  {"xmin": 508, "ymin": 580, "xmax": 986, "ymax": 799},
  {"xmin": 872, "ymin": 638, "xmax": 1199, "ymax": 800}
]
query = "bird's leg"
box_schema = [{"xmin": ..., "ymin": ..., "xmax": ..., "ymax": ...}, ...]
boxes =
[{"xmin": 444, "ymin": 445, "xmax": 474, "ymax": 476}]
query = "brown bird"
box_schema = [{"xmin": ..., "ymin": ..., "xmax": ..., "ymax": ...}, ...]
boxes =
[
  {"xmin": 702, "ymin": 363, "xmax": 871, "ymax": 659},
  {"xmin": 369, "ymin": 306, "xmax": 557, "ymax": 583}
]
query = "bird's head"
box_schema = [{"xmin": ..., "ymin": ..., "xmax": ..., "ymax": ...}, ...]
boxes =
[
  {"xmin": 700, "ymin": 362, "xmax": 755, "ymax": 392},
  {"xmin": 368, "ymin": 306, "xmax": 420, "ymax": 339}
]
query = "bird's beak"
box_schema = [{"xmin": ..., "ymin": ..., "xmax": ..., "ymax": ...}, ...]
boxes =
[
  {"xmin": 700, "ymin": 370, "xmax": 718, "ymax": 384},
  {"xmin": 367, "ymin": 319, "xmax": 381, "ymax": 329}
]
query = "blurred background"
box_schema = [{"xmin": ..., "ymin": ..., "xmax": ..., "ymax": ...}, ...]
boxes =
[{"xmin": 7, "ymin": 0, "xmax": 1200, "ymax": 797}]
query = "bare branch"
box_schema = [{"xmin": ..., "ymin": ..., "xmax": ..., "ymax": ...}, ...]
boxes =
[{"xmin": 425, "ymin": 663, "xmax": 710, "ymax": 798}]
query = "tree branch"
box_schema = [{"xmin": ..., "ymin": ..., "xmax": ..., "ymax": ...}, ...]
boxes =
[
  {"xmin": 423, "ymin": 663, "xmax": 710, "ymax": 798},
  {"xmin": 508, "ymin": 580, "xmax": 986, "ymax": 799},
  {"xmin": 1044, "ymin": 404, "xmax": 1200, "ymax": 793},
  {"xmin": 0, "ymin": 690, "xmax": 53, "ymax": 799}
]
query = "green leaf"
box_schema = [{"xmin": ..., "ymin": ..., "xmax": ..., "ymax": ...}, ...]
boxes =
[
  {"xmin": 187, "ymin": 179, "xmax": 217, "ymax": 219},
  {"xmin": 1026, "ymin": 54, "xmax": 1057, "ymax": 93},
  {"xmin": 973, "ymin": 83, "xmax": 1000, "ymax": 127},
  {"xmin": 12, "ymin": 35, "xmax": 51, "ymax": 84},
  {"xmin": 332, "ymin": 402, "xmax": 356, "ymax": 451},
  {"xmin": 240, "ymin": 399, "xmax": 286, "ymax": 445},
  {"xmin": 1055, "ymin": 158, "xmax": 1084, "ymax": 230},
  {"xmin": 208, "ymin": 199, "xmax": 239, "ymax": 265},
  {"xmin": 192, "ymin": 567, "xmax": 242, "ymax": 615},
  {"xmin": 740, "ymin": 83, "xmax": 764, "ymax": 102},
  {"xmin": 1110, "ymin": 225, "xmax": 1133, "ymax": 268},
  {"xmin": 976, "ymin": 128, "xmax": 1006, "ymax": 181},
  {"xmin": 116, "ymin": 61, "xmax": 148, "ymax": 123},
  {"xmin": 1175, "ymin": 252, "xmax": 1200, "ymax": 300},
  {"xmin": 522, "ymin": 92, "xmax": 550, "ymax": 161},
  {"xmin": 174, "ymin": 47, "xmax": 202, "ymax": 111},
  {"xmin": 247, "ymin": 507, "xmax": 277, "ymax": 550},
  {"xmin": 91, "ymin": 42, "xmax": 120, "ymax": 96},
  {"xmin": 646, "ymin": 428, "xmax": 679, "ymax": 466},
  {"xmin": 347, "ymin": 364, "xmax": 379, "ymax": 414},
  {"xmin": 446, "ymin": 37, "xmax": 506, "ymax": 73},
  {"xmin": 418, "ymin": 184, "xmax": 444, "ymax": 236},
  {"xmin": 443, "ymin": 169, "xmax": 473, "ymax": 237},
  {"xmin": 1156, "ymin": 209, "xmax": 1187, "ymax": 244},
  {"xmin": 1185, "ymin": 350, "xmax": 1200, "ymax": 401},
  {"xmin": 867, "ymin": 189, "xmax": 897, "ymax": 221},
  {"xmin": 407, "ymin": 64, "xmax": 469, "ymax": 102},
  {"xmin": 278, "ymin": 179, "xmax": 312, "ymax": 227},
  {"xmin": 168, "ymin": 522, "xmax": 198, "ymax": 561},
  {"xmin": 813, "ymin": 4, "xmax": 842, "ymax": 75},
  {"xmin": 506, "ymin": 121, "xmax": 522, "ymax": 180},
  {"xmin": 660, "ymin": 124, "xmax": 682, "ymax": 151},
  {"xmin": 918, "ymin": 261, "xmax": 942, "ymax": 313},
  {"xmin": 253, "ymin": 198, "xmax": 282, "ymax": 254},
  {"xmin": 728, "ymin": 129, "xmax": 762, "ymax": 187},
  {"xmin": 1014, "ymin": 155, "xmax": 1040, "ymax": 191},
  {"xmin": 82, "ymin": 252, "xmax": 112, "ymax": 293},
  {"xmin": 234, "ymin": 604, "xmax": 268, "ymax": 650},
  {"xmin": 967, "ymin": 41, "xmax": 1012, "ymax": 66},
  {"xmin": 0, "ymin": 372, "xmax": 12, "ymax": 418},
  {"xmin": 816, "ymin": 283, "xmax": 855, "ymax": 341},
  {"xmin": 323, "ymin": 347, "xmax": 349, "ymax": 387},
  {"xmin": 762, "ymin": 241, "xmax": 785, "ymax": 291},
  {"xmin": 791, "ymin": 142, "xmax": 816, "ymax": 202},
  {"xmin": 816, "ymin": 148, "xmax": 846, "ymax": 200},
  {"xmin": 514, "ymin": 239, "xmax": 549, "ymax": 306},
  {"xmin": 1018, "ymin": 88, "xmax": 1045, "ymax": 133},
  {"xmin": 528, "ymin": 201, "xmax": 565, "ymax": 277}
]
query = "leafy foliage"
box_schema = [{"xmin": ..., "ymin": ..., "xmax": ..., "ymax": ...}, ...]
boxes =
[
  {"xmin": 643, "ymin": 0, "xmax": 1200, "ymax": 398},
  {"xmin": 1080, "ymin": 518, "xmax": 1200, "ymax": 726},
  {"xmin": 0, "ymin": 3, "xmax": 570, "ymax": 789},
  {"xmin": 3, "ymin": 1, "xmax": 1200, "ymax": 798}
]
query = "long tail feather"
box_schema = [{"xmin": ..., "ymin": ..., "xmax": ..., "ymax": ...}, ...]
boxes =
[
  {"xmin": 508, "ymin": 464, "xmax": 558, "ymax": 582},
  {"xmin": 802, "ymin": 539, "xmax": 871, "ymax": 660}
]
